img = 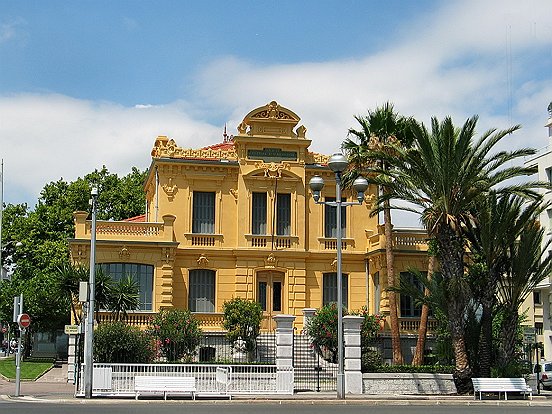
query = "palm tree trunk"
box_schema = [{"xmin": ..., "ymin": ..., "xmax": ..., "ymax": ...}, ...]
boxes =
[
  {"xmin": 477, "ymin": 269, "xmax": 498, "ymax": 377},
  {"xmin": 412, "ymin": 255, "xmax": 435, "ymax": 366},
  {"xmin": 500, "ymin": 308, "xmax": 519, "ymax": 364},
  {"xmin": 438, "ymin": 225, "xmax": 472, "ymax": 393},
  {"xmin": 383, "ymin": 196, "xmax": 404, "ymax": 365}
]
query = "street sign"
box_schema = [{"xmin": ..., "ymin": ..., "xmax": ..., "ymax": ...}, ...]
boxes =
[
  {"xmin": 64, "ymin": 325, "xmax": 80, "ymax": 335},
  {"xmin": 17, "ymin": 313, "xmax": 31, "ymax": 329},
  {"xmin": 523, "ymin": 326, "xmax": 536, "ymax": 345}
]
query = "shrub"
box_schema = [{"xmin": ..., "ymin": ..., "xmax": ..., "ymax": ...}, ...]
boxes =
[
  {"xmin": 222, "ymin": 297, "xmax": 263, "ymax": 353},
  {"xmin": 306, "ymin": 304, "xmax": 384, "ymax": 364},
  {"xmin": 305, "ymin": 303, "xmax": 341, "ymax": 363},
  {"xmin": 148, "ymin": 308, "xmax": 202, "ymax": 362},
  {"xmin": 94, "ymin": 322, "xmax": 154, "ymax": 363}
]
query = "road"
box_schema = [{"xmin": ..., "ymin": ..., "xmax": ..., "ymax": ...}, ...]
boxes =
[{"xmin": 0, "ymin": 402, "xmax": 549, "ymax": 414}]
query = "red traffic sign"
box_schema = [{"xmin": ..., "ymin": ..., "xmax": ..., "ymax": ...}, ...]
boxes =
[{"xmin": 17, "ymin": 313, "xmax": 31, "ymax": 329}]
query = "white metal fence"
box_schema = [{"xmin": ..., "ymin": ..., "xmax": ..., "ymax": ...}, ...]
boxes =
[{"xmin": 76, "ymin": 363, "xmax": 293, "ymax": 397}]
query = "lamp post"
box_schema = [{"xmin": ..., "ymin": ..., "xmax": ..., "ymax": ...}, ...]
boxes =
[
  {"xmin": 84, "ymin": 187, "xmax": 98, "ymax": 399},
  {"xmin": 309, "ymin": 153, "xmax": 368, "ymax": 400}
]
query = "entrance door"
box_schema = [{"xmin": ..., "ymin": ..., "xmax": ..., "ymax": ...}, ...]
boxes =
[{"xmin": 257, "ymin": 271, "xmax": 284, "ymax": 331}]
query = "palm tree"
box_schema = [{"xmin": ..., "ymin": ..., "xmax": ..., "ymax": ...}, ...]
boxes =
[
  {"xmin": 466, "ymin": 194, "xmax": 545, "ymax": 377},
  {"xmin": 379, "ymin": 115, "xmax": 538, "ymax": 391},
  {"xmin": 57, "ymin": 262, "xmax": 88, "ymax": 324},
  {"xmin": 498, "ymin": 219, "xmax": 552, "ymax": 365},
  {"xmin": 343, "ymin": 102, "xmax": 414, "ymax": 365},
  {"xmin": 109, "ymin": 275, "xmax": 140, "ymax": 321}
]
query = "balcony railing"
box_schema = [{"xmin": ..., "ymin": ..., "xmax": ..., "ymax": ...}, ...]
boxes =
[
  {"xmin": 183, "ymin": 233, "xmax": 224, "ymax": 247},
  {"xmin": 96, "ymin": 311, "xmax": 225, "ymax": 331},
  {"xmin": 245, "ymin": 235, "xmax": 299, "ymax": 250},
  {"xmin": 398, "ymin": 317, "xmax": 438, "ymax": 334},
  {"xmin": 318, "ymin": 237, "xmax": 354, "ymax": 251},
  {"xmin": 366, "ymin": 228, "xmax": 428, "ymax": 252},
  {"xmin": 73, "ymin": 212, "xmax": 176, "ymax": 242}
]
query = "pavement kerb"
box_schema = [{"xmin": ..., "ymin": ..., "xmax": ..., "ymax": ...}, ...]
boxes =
[{"xmin": 2, "ymin": 393, "xmax": 552, "ymax": 406}]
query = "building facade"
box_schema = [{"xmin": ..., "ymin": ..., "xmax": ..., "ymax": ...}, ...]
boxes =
[
  {"xmin": 524, "ymin": 103, "xmax": 552, "ymax": 361},
  {"xmin": 69, "ymin": 101, "xmax": 430, "ymax": 333}
]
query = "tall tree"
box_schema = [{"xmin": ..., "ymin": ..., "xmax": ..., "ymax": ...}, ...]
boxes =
[
  {"xmin": 379, "ymin": 115, "xmax": 538, "ymax": 391},
  {"xmin": 466, "ymin": 194, "xmax": 545, "ymax": 377},
  {"xmin": 498, "ymin": 219, "xmax": 552, "ymax": 365},
  {"xmin": 0, "ymin": 166, "xmax": 147, "ymax": 333},
  {"xmin": 343, "ymin": 102, "xmax": 414, "ymax": 365}
]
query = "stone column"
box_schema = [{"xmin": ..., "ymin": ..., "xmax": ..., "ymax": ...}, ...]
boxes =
[
  {"xmin": 302, "ymin": 308, "xmax": 316, "ymax": 333},
  {"xmin": 274, "ymin": 314, "xmax": 295, "ymax": 394},
  {"xmin": 343, "ymin": 315, "xmax": 363, "ymax": 394}
]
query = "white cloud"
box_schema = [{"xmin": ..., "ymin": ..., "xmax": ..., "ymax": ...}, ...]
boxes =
[
  {"xmin": 1, "ymin": 0, "xmax": 552, "ymax": 227},
  {"xmin": 0, "ymin": 94, "xmax": 221, "ymax": 205}
]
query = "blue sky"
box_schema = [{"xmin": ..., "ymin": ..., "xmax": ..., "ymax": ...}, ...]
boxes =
[{"xmin": 1, "ymin": 0, "xmax": 552, "ymax": 226}]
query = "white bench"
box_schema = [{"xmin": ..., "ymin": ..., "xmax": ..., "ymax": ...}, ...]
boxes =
[
  {"xmin": 134, "ymin": 376, "xmax": 196, "ymax": 400},
  {"xmin": 472, "ymin": 377, "xmax": 532, "ymax": 400}
]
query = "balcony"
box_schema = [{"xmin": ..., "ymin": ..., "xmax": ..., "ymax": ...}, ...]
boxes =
[
  {"xmin": 398, "ymin": 317, "xmax": 438, "ymax": 334},
  {"xmin": 73, "ymin": 212, "xmax": 176, "ymax": 243},
  {"xmin": 96, "ymin": 311, "xmax": 225, "ymax": 331},
  {"xmin": 317, "ymin": 237, "xmax": 354, "ymax": 251},
  {"xmin": 245, "ymin": 234, "xmax": 299, "ymax": 250},
  {"xmin": 367, "ymin": 227, "xmax": 428, "ymax": 253}
]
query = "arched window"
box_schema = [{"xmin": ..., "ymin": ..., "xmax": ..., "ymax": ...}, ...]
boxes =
[{"xmin": 100, "ymin": 263, "xmax": 153, "ymax": 311}]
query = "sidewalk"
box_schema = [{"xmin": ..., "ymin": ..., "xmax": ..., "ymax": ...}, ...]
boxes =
[{"xmin": 2, "ymin": 364, "xmax": 552, "ymax": 406}]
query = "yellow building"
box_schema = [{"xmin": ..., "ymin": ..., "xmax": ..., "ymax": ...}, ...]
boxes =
[{"xmin": 70, "ymin": 101, "xmax": 430, "ymax": 333}]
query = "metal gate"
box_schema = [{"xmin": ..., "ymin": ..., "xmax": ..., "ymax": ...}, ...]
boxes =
[{"xmin": 292, "ymin": 332, "xmax": 337, "ymax": 392}]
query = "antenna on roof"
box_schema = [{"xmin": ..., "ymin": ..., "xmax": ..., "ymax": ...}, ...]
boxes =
[{"xmin": 223, "ymin": 123, "xmax": 234, "ymax": 143}]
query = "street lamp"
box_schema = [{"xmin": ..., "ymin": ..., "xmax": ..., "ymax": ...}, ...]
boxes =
[
  {"xmin": 84, "ymin": 187, "xmax": 98, "ymax": 399},
  {"xmin": 309, "ymin": 153, "xmax": 368, "ymax": 400}
]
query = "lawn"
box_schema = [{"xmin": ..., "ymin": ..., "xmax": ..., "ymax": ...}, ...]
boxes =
[{"xmin": 0, "ymin": 357, "xmax": 53, "ymax": 380}]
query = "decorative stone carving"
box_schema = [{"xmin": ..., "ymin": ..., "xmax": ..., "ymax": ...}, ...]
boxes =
[
  {"xmin": 305, "ymin": 152, "xmax": 330, "ymax": 165},
  {"xmin": 151, "ymin": 135, "xmax": 237, "ymax": 161},
  {"xmin": 296, "ymin": 125, "xmax": 307, "ymax": 138},
  {"xmin": 229, "ymin": 189, "xmax": 238, "ymax": 200},
  {"xmin": 162, "ymin": 247, "xmax": 175, "ymax": 264},
  {"xmin": 265, "ymin": 253, "xmax": 277, "ymax": 268},
  {"xmin": 364, "ymin": 193, "xmax": 376, "ymax": 209},
  {"xmin": 237, "ymin": 121, "xmax": 248, "ymax": 134},
  {"xmin": 162, "ymin": 177, "xmax": 178, "ymax": 200},
  {"xmin": 119, "ymin": 245, "xmax": 131, "ymax": 261},
  {"xmin": 197, "ymin": 254, "xmax": 209, "ymax": 267},
  {"xmin": 254, "ymin": 162, "xmax": 291, "ymax": 179},
  {"xmin": 330, "ymin": 258, "xmax": 337, "ymax": 269}
]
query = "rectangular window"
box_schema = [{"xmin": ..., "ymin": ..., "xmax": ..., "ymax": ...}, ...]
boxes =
[
  {"xmin": 100, "ymin": 263, "xmax": 153, "ymax": 311},
  {"xmin": 546, "ymin": 167, "xmax": 552, "ymax": 185},
  {"xmin": 400, "ymin": 271, "xmax": 423, "ymax": 317},
  {"xmin": 189, "ymin": 269, "xmax": 215, "ymax": 312},
  {"xmin": 276, "ymin": 193, "xmax": 291, "ymax": 236},
  {"xmin": 252, "ymin": 192, "xmax": 267, "ymax": 235},
  {"xmin": 534, "ymin": 291, "xmax": 542, "ymax": 305},
  {"xmin": 323, "ymin": 272, "xmax": 348, "ymax": 309},
  {"xmin": 273, "ymin": 281, "xmax": 282, "ymax": 312},
  {"xmin": 324, "ymin": 197, "xmax": 346, "ymax": 238},
  {"xmin": 192, "ymin": 191, "xmax": 215, "ymax": 234}
]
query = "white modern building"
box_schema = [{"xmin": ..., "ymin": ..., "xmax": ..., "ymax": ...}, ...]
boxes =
[{"xmin": 524, "ymin": 103, "xmax": 552, "ymax": 361}]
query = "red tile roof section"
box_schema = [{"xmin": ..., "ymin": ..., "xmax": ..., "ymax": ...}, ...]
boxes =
[{"xmin": 124, "ymin": 214, "xmax": 146, "ymax": 222}]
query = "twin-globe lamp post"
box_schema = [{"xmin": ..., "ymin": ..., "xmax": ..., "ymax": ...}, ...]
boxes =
[
  {"xmin": 308, "ymin": 153, "xmax": 368, "ymax": 400},
  {"xmin": 84, "ymin": 187, "xmax": 98, "ymax": 399}
]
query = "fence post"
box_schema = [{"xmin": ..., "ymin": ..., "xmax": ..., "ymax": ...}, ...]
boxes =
[
  {"xmin": 343, "ymin": 315, "xmax": 363, "ymax": 394},
  {"xmin": 273, "ymin": 314, "xmax": 295, "ymax": 394}
]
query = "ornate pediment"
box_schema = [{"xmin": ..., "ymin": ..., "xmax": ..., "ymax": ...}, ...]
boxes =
[{"xmin": 240, "ymin": 101, "xmax": 306, "ymax": 139}]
